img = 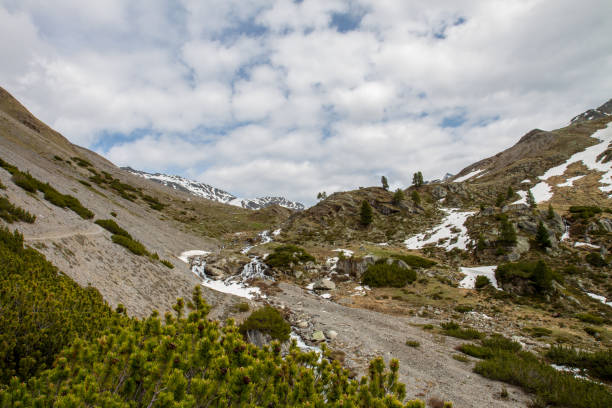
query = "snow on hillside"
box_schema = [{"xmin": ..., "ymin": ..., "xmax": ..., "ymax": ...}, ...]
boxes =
[
  {"xmin": 404, "ymin": 209, "xmax": 475, "ymax": 251},
  {"xmin": 124, "ymin": 167, "xmax": 304, "ymax": 210},
  {"xmin": 459, "ymin": 266, "xmax": 500, "ymax": 290},
  {"xmin": 538, "ymin": 123, "xmax": 612, "ymax": 195},
  {"xmin": 453, "ymin": 168, "xmax": 484, "ymax": 183}
]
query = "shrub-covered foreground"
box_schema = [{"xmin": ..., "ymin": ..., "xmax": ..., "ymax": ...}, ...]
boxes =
[
  {"xmin": 0, "ymin": 196, "xmax": 35, "ymax": 223},
  {"xmin": 457, "ymin": 334, "xmax": 612, "ymax": 408},
  {"xmin": 0, "ymin": 226, "xmax": 428, "ymax": 407}
]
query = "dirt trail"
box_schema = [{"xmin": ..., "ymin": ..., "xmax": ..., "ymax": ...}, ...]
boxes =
[
  {"xmin": 269, "ymin": 282, "xmax": 531, "ymax": 408},
  {"xmin": 23, "ymin": 224, "xmax": 104, "ymax": 241}
]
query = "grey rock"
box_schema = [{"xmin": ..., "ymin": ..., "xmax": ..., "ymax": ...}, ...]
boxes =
[
  {"xmin": 311, "ymin": 330, "xmax": 326, "ymax": 342},
  {"xmin": 599, "ymin": 218, "xmax": 612, "ymax": 232},
  {"xmin": 517, "ymin": 220, "xmax": 538, "ymax": 234},
  {"xmin": 297, "ymin": 320, "xmax": 309, "ymax": 329},
  {"xmin": 325, "ymin": 330, "xmax": 338, "ymax": 340},
  {"xmin": 313, "ymin": 279, "xmax": 336, "ymax": 291}
]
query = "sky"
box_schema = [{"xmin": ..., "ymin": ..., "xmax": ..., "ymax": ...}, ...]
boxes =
[{"xmin": 1, "ymin": 0, "xmax": 611, "ymax": 206}]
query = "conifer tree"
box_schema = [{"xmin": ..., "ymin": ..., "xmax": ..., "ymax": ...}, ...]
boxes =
[
  {"xmin": 547, "ymin": 203, "xmax": 555, "ymax": 219},
  {"xmin": 506, "ymin": 186, "xmax": 514, "ymax": 199},
  {"xmin": 411, "ymin": 190, "xmax": 421, "ymax": 205},
  {"xmin": 412, "ymin": 172, "xmax": 423, "ymax": 187},
  {"xmin": 496, "ymin": 192, "xmax": 505, "ymax": 207},
  {"xmin": 392, "ymin": 188, "xmax": 405, "ymax": 204},
  {"xmin": 536, "ymin": 221, "xmax": 551, "ymax": 249},
  {"xmin": 360, "ymin": 200, "xmax": 373, "ymax": 226},
  {"xmin": 499, "ymin": 218, "xmax": 517, "ymax": 245},
  {"xmin": 527, "ymin": 190, "xmax": 537, "ymax": 208},
  {"xmin": 381, "ymin": 176, "xmax": 389, "ymax": 191},
  {"xmin": 317, "ymin": 191, "xmax": 327, "ymax": 201}
]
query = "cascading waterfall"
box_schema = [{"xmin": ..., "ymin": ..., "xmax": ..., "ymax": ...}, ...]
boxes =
[{"xmin": 238, "ymin": 256, "xmax": 270, "ymax": 281}]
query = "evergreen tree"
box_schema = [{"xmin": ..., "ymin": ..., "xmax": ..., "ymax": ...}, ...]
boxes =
[
  {"xmin": 496, "ymin": 192, "xmax": 505, "ymax": 207},
  {"xmin": 411, "ymin": 190, "xmax": 421, "ymax": 205},
  {"xmin": 412, "ymin": 172, "xmax": 423, "ymax": 187},
  {"xmin": 381, "ymin": 176, "xmax": 389, "ymax": 191},
  {"xmin": 506, "ymin": 186, "xmax": 514, "ymax": 200},
  {"xmin": 532, "ymin": 260, "xmax": 553, "ymax": 292},
  {"xmin": 527, "ymin": 190, "xmax": 537, "ymax": 208},
  {"xmin": 360, "ymin": 200, "xmax": 373, "ymax": 226},
  {"xmin": 499, "ymin": 218, "xmax": 517, "ymax": 245},
  {"xmin": 316, "ymin": 191, "xmax": 327, "ymax": 201},
  {"xmin": 547, "ymin": 203, "xmax": 555, "ymax": 219},
  {"xmin": 392, "ymin": 188, "xmax": 405, "ymax": 204},
  {"xmin": 535, "ymin": 221, "xmax": 552, "ymax": 249}
]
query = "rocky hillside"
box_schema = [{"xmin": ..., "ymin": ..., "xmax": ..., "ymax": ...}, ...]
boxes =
[{"xmin": 124, "ymin": 167, "xmax": 305, "ymax": 210}]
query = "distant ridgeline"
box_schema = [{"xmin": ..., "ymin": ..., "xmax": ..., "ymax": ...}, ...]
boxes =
[{"xmin": 0, "ymin": 226, "xmax": 429, "ymax": 407}]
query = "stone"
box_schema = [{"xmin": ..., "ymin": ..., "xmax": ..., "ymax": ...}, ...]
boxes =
[
  {"xmin": 313, "ymin": 279, "xmax": 336, "ymax": 291},
  {"xmin": 311, "ymin": 330, "xmax": 326, "ymax": 342},
  {"xmin": 297, "ymin": 320, "xmax": 308, "ymax": 329},
  {"xmin": 599, "ymin": 218, "xmax": 612, "ymax": 232},
  {"xmin": 517, "ymin": 220, "xmax": 538, "ymax": 234},
  {"xmin": 325, "ymin": 330, "xmax": 338, "ymax": 340}
]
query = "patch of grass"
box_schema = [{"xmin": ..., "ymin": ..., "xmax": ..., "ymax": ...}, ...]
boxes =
[
  {"xmin": 422, "ymin": 324, "xmax": 434, "ymax": 330},
  {"xmin": 78, "ymin": 180, "xmax": 91, "ymax": 187},
  {"xmin": 160, "ymin": 259, "xmax": 174, "ymax": 269},
  {"xmin": 265, "ymin": 245, "xmax": 315, "ymax": 269},
  {"xmin": 239, "ymin": 306, "xmax": 290, "ymax": 342},
  {"xmin": 71, "ymin": 157, "xmax": 92, "ymax": 168},
  {"xmin": 362, "ymin": 260, "xmax": 417, "ymax": 288},
  {"xmin": 576, "ymin": 313, "xmax": 605, "ymax": 325},
  {"xmin": 528, "ymin": 327, "xmax": 553, "ymax": 338},
  {"xmin": 0, "ymin": 197, "xmax": 36, "ymax": 223},
  {"xmin": 569, "ymin": 205, "xmax": 602, "ymax": 219},
  {"xmin": 457, "ymin": 344, "xmax": 494, "ymax": 359},
  {"xmin": 441, "ymin": 322, "xmax": 484, "ymax": 340},
  {"xmin": 405, "ymin": 340, "xmax": 420, "ymax": 348},
  {"xmin": 111, "ymin": 234, "xmax": 148, "ymax": 256},
  {"xmin": 142, "ymin": 194, "xmax": 165, "ymax": 211}
]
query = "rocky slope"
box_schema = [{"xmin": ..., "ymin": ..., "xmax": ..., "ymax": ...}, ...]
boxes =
[{"xmin": 124, "ymin": 167, "xmax": 305, "ymax": 210}]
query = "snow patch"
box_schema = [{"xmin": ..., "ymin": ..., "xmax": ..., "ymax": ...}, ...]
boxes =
[
  {"xmin": 574, "ymin": 242, "xmax": 600, "ymax": 249},
  {"xmin": 320, "ymin": 293, "xmax": 332, "ymax": 299},
  {"xmin": 459, "ymin": 266, "xmax": 500, "ymax": 290},
  {"xmin": 521, "ymin": 179, "xmax": 531, "ymax": 183},
  {"xmin": 178, "ymin": 250, "xmax": 210, "ymax": 263},
  {"xmin": 404, "ymin": 209, "xmax": 476, "ymax": 251},
  {"xmin": 586, "ymin": 292, "xmax": 612, "ymax": 307},
  {"xmin": 454, "ymin": 169, "xmax": 484, "ymax": 183},
  {"xmin": 557, "ymin": 175, "xmax": 585, "ymax": 187},
  {"xmin": 512, "ymin": 191, "xmax": 528, "ymax": 205},
  {"xmin": 531, "ymin": 182, "xmax": 553, "ymax": 203},
  {"xmin": 201, "ymin": 279, "xmax": 261, "ymax": 299},
  {"xmin": 333, "ymin": 248, "xmax": 354, "ymax": 257}
]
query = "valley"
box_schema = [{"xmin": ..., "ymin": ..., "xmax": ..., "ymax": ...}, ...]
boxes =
[{"xmin": 1, "ymin": 85, "xmax": 612, "ymax": 407}]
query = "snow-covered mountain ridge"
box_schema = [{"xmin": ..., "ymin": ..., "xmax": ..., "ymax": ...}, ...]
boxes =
[{"xmin": 122, "ymin": 167, "xmax": 305, "ymax": 211}]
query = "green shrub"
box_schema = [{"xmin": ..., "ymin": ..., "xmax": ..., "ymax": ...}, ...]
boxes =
[
  {"xmin": 441, "ymin": 321, "xmax": 484, "ymax": 340},
  {"xmin": 235, "ymin": 302, "xmax": 250, "ymax": 313},
  {"xmin": 392, "ymin": 253, "xmax": 437, "ymax": 268},
  {"xmin": 576, "ymin": 313, "xmax": 605, "ymax": 325},
  {"xmin": 95, "ymin": 219, "xmax": 132, "ymax": 238},
  {"xmin": 481, "ymin": 334, "xmax": 522, "ymax": 352},
  {"xmin": 0, "ymin": 197, "xmax": 36, "ymax": 223},
  {"xmin": 454, "ymin": 305, "xmax": 473, "ymax": 313},
  {"xmin": 361, "ymin": 261, "xmax": 417, "ymax": 288},
  {"xmin": 142, "ymin": 194, "xmax": 165, "ymax": 210},
  {"xmin": 528, "ymin": 327, "xmax": 553, "ymax": 337},
  {"xmin": 160, "ymin": 259, "xmax": 174, "ymax": 269},
  {"xmin": 111, "ymin": 234, "xmax": 148, "ymax": 256},
  {"xmin": 239, "ymin": 306, "xmax": 290, "ymax": 342},
  {"xmin": 265, "ymin": 245, "xmax": 315, "ymax": 268},
  {"xmin": 499, "ymin": 218, "xmax": 517, "ymax": 245},
  {"xmin": 77, "ymin": 179, "xmax": 91, "ymax": 187},
  {"xmin": 458, "ymin": 344, "xmax": 494, "ymax": 359},
  {"xmin": 452, "ymin": 354, "xmax": 469, "ymax": 362},
  {"xmin": 475, "ymin": 275, "xmax": 490, "ymax": 289},
  {"xmin": 110, "ymin": 211, "xmax": 117, "ymax": 217},
  {"xmin": 71, "ymin": 157, "xmax": 92, "ymax": 167},
  {"xmin": 496, "ymin": 260, "xmax": 552, "ymax": 294},
  {"xmin": 546, "ymin": 346, "xmax": 612, "ymax": 381},
  {"xmin": 586, "ymin": 253, "xmax": 607, "ymax": 267},
  {"xmin": 11, "ymin": 172, "xmax": 39, "ymax": 193},
  {"xmin": 475, "ymin": 350, "xmax": 612, "ymax": 408},
  {"xmin": 406, "ymin": 340, "xmax": 420, "ymax": 348},
  {"xmin": 569, "ymin": 205, "xmax": 602, "ymax": 219}
]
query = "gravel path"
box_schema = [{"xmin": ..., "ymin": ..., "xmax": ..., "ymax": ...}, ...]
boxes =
[
  {"xmin": 269, "ymin": 282, "xmax": 531, "ymax": 408},
  {"xmin": 23, "ymin": 224, "xmax": 104, "ymax": 241}
]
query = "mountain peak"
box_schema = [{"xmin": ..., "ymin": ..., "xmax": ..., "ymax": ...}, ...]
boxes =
[{"xmin": 123, "ymin": 167, "xmax": 305, "ymax": 211}]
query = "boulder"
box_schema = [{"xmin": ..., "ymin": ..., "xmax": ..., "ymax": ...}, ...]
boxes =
[
  {"xmin": 311, "ymin": 330, "xmax": 326, "ymax": 342},
  {"xmin": 313, "ymin": 279, "xmax": 336, "ymax": 291},
  {"xmin": 599, "ymin": 218, "xmax": 612, "ymax": 232},
  {"xmin": 325, "ymin": 330, "xmax": 338, "ymax": 340}
]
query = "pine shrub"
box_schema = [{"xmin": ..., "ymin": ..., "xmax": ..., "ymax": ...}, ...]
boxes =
[
  {"xmin": 111, "ymin": 234, "xmax": 148, "ymax": 256},
  {"xmin": 95, "ymin": 218, "xmax": 132, "ymax": 238},
  {"xmin": 361, "ymin": 261, "xmax": 417, "ymax": 287},
  {"xmin": 238, "ymin": 306, "xmax": 291, "ymax": 342},
  {"xmin": 265, "ymin": 244, "xmax": 315, "ymax": 268},
  {"xmin": 0, "ymin": 197, "xmax": 36, "ymax": 223}
]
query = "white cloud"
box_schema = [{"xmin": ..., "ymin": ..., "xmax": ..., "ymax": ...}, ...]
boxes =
[{"xmin": 1, "ymin": 0, "xmax": 611, "ymax": 205}]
